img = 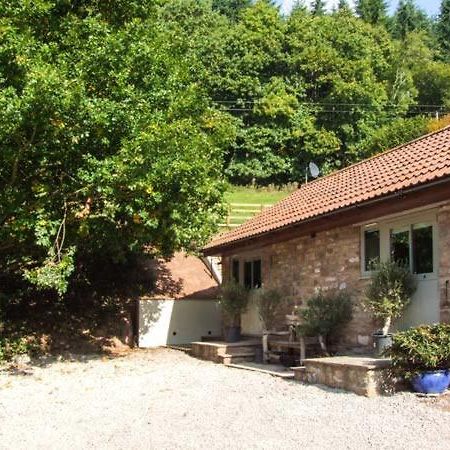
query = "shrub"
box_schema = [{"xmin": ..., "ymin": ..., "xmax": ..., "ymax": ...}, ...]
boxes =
[
  {"xmin": 0, "ymin": 335, "xmax": 36, "ymax": 363},
  {"xmin": 387, "ymin": 324, "xmax": 450, "ymax": 379},
  {"xmin": 297, "ymin": 289, "xmax": 353, "ymax": 353},
  {"xmin": 219, "ymin": 282, "xmax": 250, "ymax": 326},
  {"xmin": 253, "ymin": 288, "xmax": 287, "ymax": 331},
  {"xmin": 364, "ymin": 261, "xmax": 416, "ymax": 335}
]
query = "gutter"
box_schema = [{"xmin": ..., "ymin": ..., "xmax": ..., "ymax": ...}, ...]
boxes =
[{"xmin": 204, "ymin": 175, "xmax": 450, "ymax": 256}]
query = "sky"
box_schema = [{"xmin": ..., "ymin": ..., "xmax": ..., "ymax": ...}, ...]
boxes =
[{"xmin": 277, "ymin": 0, "xmax": 442, "ymax": 17}]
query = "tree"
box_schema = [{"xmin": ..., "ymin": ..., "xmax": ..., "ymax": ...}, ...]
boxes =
[
  {"xmin": 364, "ymin": 261, "xmax": 416, "ymax": 335},
  {"xmin": 312, "ymin": 0, "xmax": 327, "ymax": 16},
  {"xmin": 0, "ymin": 1, "xmax": 232, "ymax": 295},
  {"xmin": 290, "ymin": 0, "xmax": 309, "ymax": 16},
  {"xmin": 392, "ymin": 0, "xmax": 431, "ymax": 39},
  {"xmin": 437, "ymin": 0, "xmax": 450, "ymax": 59},
  {"xmin": 360, "ymin": 116, "xmax": 429, "ymax": 158},
  {"xmin": 395, "ymin": 30, "xmax": 450, "ymax": 112},
  {"xmin": 212, "ymin": 0, "xmax": 252, "ymax": 21},
  {"xmin": 355, "ymin": 0, "xmax": 387, "ymax": 25},
  {"xmin": 286, "ymin": 13, "xmax": 414, "ymax": 167},
  {"xmin": 336, "ymin": 0, "xmax": 353, "ymax": 16}
]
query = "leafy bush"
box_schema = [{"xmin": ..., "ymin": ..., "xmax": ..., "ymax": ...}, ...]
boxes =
[
  {"xmin": 364, "ymin": 261, "xmax": 416, "ymax": 335},
  {"xmin": 387, "ymin": 324, "xmax": 450, "ymax": 379},
  {"xmin": 0, "ymin": 335, "xmax": 37, "ymax": 363},
  {"xmin": 219, "ymin": 282, "xmax": 250, "ymax": 326},
  {"xmin": 297, "ymin": 289, "xmax": 353, "ymax": 350},
  {"xmin": 253, "ymin": 288, "xmax": 287, "ymax": 331}
]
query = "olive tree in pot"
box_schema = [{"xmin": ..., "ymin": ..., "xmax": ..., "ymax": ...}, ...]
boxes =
[
  {"xmin": 387, "ymin": 324, "xmax": 450, "ymax": 394},
  {"xmin": 253, "ymin": 288, "xmax": 287, "ymax": 363},
  {"xmin": 363, "ymin": 261, "xmax": 416, "ymax": 356},
  {"xmin": 297, "ymin": 289, "xmax": 353, "ymax": 355},
  {"xmin": 219, "ymin": 281, "xmax": 250, "ymax": 343}
]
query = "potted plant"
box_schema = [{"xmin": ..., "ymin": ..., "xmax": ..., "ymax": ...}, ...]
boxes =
[
  {"xmin": 218, "ymin": 281, "xmax": 250, "ymax": 343},
  {"xmin": 297, "ymin": 289, "xmax": 353, "ymax": 355},
  {"xmin": 387, "ymin": 324, "xmax": 450, "ymax": 394},
  {"xmin": 363, "ymin": 261, "xmax": 416, "ymax": 356},
  {"xmin": 253, "ymin": 287, "xmax": 287, "ymax": 363}
]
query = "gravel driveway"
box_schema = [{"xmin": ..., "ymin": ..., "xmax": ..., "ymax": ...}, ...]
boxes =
[{"xmin": 0, "ymin": 348, "xmax": 449, "ymax": 450}]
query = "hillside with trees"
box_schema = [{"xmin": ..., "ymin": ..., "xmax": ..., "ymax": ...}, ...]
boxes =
[{"xmin": 1, "ymin": 0, "xmax": 450, "ymax": 302}]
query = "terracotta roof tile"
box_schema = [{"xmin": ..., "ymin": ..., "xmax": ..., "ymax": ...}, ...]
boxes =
[{"xmin": 205, "ymin": 126, "xmax": 450, "ymax": 252}]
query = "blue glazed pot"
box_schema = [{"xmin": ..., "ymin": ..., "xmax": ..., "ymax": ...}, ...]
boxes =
[{"xmin": 411, "ymin": 370, "xmax": 450, "ymax": 394}]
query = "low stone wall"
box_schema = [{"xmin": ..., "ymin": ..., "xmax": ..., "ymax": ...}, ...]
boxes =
[{"xmin": 293, "ymin": 357, "xmax": 393, "ymax": 397}]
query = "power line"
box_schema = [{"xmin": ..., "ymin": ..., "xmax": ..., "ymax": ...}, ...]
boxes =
[
  {"xmin": 213, "ymin": 100, "xmax": 450, "ymax": 114},
  {"xmin": 213, "ymin": 100, "xmax": 449, "ymax": 108}
]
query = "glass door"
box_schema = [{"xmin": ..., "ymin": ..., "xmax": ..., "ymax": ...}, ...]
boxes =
[
  {"xmin": 390, "ymin": 227, "xmax": 411, "ymax": 269},
  {"xmin": 385, "ymin": 214, "xmax": 439, "ymax": 329}
]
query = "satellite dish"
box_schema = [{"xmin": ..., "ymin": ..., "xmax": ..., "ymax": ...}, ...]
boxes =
[{"xmin": 309, "ymin": 162, "xmax": 320, "ymax": 179}]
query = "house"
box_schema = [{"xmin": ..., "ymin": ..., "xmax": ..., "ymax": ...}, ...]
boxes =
[
  {"xmin": 203, "ymin": 126, "xmax": 450, "ymax": 351},
  {"xmin": 138, "ymin": 252, "xmax": 221, "ymax": 347}
]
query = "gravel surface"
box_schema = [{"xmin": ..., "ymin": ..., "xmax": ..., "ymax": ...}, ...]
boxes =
[{"xmin": 0, "ymin": 348, "xmax": 449, "ymax": 450}]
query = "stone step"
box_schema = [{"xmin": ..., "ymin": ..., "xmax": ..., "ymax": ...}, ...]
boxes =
[
  {"xmin": 217, "ymin": 345, "xmax": 259, "ymax": 356},
  {"xmin": 166, "ymin": 345, "xmax": 192, "ymax": 354},
  {"xmin": 191, "ymin": 340, "xmax": 261, "ymax": 364},
  {"xmin": 292, "ymin": 366, "xmax": 306, "ymax": 382},
  {"xmin": 219, "ymin": 351, "xmax": 256, "ymax": 365}
]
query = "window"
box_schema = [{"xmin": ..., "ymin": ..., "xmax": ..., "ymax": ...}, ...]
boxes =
[
  {"xmin": 389, "ymin": 223, "xmax": 434, "ymax": 275},
  {"xmin": 390, "ymin": 227, "xmax": 410, "ymax": 267},
  {"xmin": 412, "ymin": 223, "xmax": 433, "ymax": 274},
  {"xmin": 231, "ymin": 259, "xmax": 240, "ymax": 283},
  {"xmin": 364, "ymin": 229, "xmax": 380, "ymax": 272},
  {"xmin": 243, "ymin": 259, "xmax": 262, "ymax": 289},
  {"xmin": 362, "ymin": 216, "xmax": 436, "ymax": 278}
]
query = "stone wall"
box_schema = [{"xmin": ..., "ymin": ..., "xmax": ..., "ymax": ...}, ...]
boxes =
[
  {"xmin": 222, "ymin": 222, "xmax": 374, "ymax": 351},
  {"xmin": 222, "ymin": 201, "xmax": 450, "ymax": 350},
  {"xmin": 438, "ymin": 203, "xmax": 450, "ymax": 323}
]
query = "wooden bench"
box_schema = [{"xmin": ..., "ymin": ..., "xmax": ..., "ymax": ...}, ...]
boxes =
[{"xmin": 262, "ymin": 314, "xmax": 320, "ymax": 365}]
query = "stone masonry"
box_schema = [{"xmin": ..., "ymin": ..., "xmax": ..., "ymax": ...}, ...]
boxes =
[
  {"xmin": 223, "ymin": 222, "xmax": 374, "ymax": 352},
  {"xmin": 438, "ymin": 203, "xmax": 450, "ymax": 323},
  {"xmin": 222, "ymin": 201, "xmax": 450, "ymax": 351}
]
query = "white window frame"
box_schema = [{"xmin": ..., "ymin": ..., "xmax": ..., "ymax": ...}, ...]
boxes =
[{"xmin": 360, "ymin": 209, "xmax": 438, "ymax": 280}]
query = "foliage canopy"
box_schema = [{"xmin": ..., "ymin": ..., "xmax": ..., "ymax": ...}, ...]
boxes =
[{"xmin": 2, "ymin": 0, "xmax": 450, "ymax": 297}]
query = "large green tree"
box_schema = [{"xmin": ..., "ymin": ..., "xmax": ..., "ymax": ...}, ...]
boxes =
[
  {"xmin": 437, "ymin": 0, "xmax": 450, "ymax": 58},
  {"xmin": 392, "ymin": 0, "xmax": 430, "ymax": 39},
  {"xmin": 212, "ymin": 0, "xmax": 252, "ymax": 21},
  {"xmin": 356, "ymin": 0, "xmax": 387, "ymax": 25},
  {"xmin": 312, "ymin": 0, "xmax": 327, "ymax": 16},
  {"xmin": 286, "ymin": 12, "xmax": 414, "ymax": 166},
  {"xmin": 0, "ymin": 0, "xmax": 231, "ymax": 294}
]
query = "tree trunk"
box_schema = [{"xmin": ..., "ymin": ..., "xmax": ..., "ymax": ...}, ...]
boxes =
[
  {"xmin": 299, "ymin": 336, "xmax": 306, "ymax": 366},
  {"xmin": 262, "ymin": 332, "xmax": 269, "ymax": 364},
  {"xmin": 318, "ymin": 334, "xmax": 328, "ymax": 355},
  {"xmin": 382, "ymin": 316, "xmax": 391, "ymax": 336}
]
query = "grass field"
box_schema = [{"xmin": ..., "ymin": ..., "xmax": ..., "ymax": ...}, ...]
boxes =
[
  {"xmin": 224, "ymin": 185, "xmax": 295, "ymax": 205},
  {"xmin": 221, "ymin": 185, "xmax": 296, "ymax": 228}
]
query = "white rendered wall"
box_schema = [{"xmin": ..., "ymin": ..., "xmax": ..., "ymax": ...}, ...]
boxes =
[{"xmin": 138, "ymin": 299, "xmax": 222, "ymax": 347}]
